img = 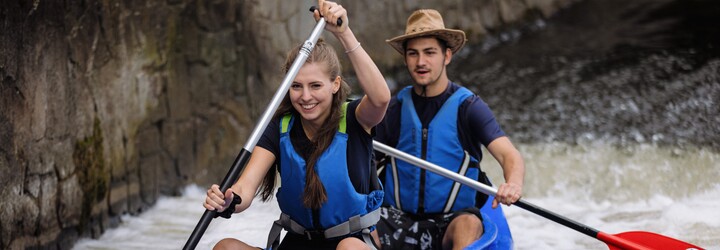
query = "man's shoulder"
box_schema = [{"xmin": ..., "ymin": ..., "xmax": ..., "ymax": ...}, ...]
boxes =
[
  {"xmin": 388, "ymin": 95, "xmax": 402, "ymax": 109},
  {"xmin": 448, "ymin": 81, "xmax": 477, "ymax": 96}
]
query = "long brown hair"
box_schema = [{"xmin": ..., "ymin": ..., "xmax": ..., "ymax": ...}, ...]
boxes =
[{"xmin": 257, "ymin": 38, "xmax": 350, "ymax": 209}]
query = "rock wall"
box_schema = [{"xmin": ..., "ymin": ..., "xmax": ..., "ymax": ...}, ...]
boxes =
[{"xmin": 0, "ymin": 0, "xmax": 573, "ymax": 248}]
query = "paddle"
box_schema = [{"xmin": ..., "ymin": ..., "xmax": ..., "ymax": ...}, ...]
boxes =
[
  {"xmin": 182, "ymin": 10, "xmax": 340, "ymax": 250},
  {"xmin": 372, "ymin": 141, "xmax": 704, "ymax": 250}
]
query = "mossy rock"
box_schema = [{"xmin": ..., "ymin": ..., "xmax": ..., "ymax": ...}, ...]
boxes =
[{"xmin": 72, "ymin": 118, "xmax": 109, "ymax": 233}]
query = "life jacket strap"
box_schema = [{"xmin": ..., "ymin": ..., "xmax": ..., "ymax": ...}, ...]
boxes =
[
  {"xmin": 361, "ymin": 227, "xmax": 378, "ymax": 250},
  {"xmin": 324, "ymin": 208, "xmax": 380, "ymax": 238},
  {"xmin": 265, "ymin": 209, "xmax": 380, "ymax": 249}
]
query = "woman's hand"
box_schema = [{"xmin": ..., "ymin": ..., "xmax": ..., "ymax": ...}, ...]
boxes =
[
  {"xmin": 313, "ymin": 0, "xmax": 348, "ymax": 34},
  {"xmin": 203, "ymin": 184, "xmax": 237, "ymax": 213}
]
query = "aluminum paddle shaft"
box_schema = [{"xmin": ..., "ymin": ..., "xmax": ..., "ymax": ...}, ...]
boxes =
[
  {"xmin": 373, "ymin": 141, "xmax": 498, "ymax": 197},
  {"xmin": 373, "ymin": 140, "xmax": 704, "ymax": 249},
  {"xmin": 182, "ymin": 18, "xmax": 328, "ymax": 250}
]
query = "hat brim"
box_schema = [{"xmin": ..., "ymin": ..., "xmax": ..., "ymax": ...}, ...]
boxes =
[{"xmin": 386, "ymin": 29, "xmax": 467, "ymax": 55}]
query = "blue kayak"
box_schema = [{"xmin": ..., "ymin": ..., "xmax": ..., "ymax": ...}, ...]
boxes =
[{"xmin": 464, "ymin": 195, "xmax": 514, "ymax": 249}]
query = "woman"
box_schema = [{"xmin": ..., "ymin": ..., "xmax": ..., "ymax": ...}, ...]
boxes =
[{"xmin": 203, "ymin": 1, "xmax": 390, "ymax": 249}]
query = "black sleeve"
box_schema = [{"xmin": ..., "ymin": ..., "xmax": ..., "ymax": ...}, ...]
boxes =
[
  {"xmin": 256, "ymin": 118, "xmax": 280, "ymax": 158},
  {"xmin": 374, "ymin": 97, "xmax": 401, "ymax": 184},
  {"xmin": 374, "ymin": 97, "xmax": 402, "ymax": 157},
  {"xmin": 462, "ymin": 96, "xmax": 506, "ymax": 147},
  {"xmin": 345, "ymin": 99, "xmax": 378, "ymax": 194},
  {"xmin": 346, "ymin": 99, "xmax": 373, "ymax": 138}
]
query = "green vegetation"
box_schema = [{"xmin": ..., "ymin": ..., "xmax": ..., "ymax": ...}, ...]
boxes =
[{"xmin": 72, "ymin": 118, "xmax": 108, "ymax": 233}]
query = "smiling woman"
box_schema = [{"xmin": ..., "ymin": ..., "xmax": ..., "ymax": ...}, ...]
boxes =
[
  {"xmin": 200, "ymin": 1, "xmax": 390, "ymax": 249},
  {"xmin": 286, "ymin": 53, "xmax": 346, "ymax": 140}
]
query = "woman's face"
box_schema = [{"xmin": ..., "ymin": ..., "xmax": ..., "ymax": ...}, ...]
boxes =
[{"xmin": 290, "ymin": 62, "xmax": 340, "ymax": 126}]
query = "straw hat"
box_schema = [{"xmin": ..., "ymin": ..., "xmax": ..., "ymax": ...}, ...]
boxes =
[{"xmin": 386, "ymin": 9, "xmax": 467, "ymax": 54}]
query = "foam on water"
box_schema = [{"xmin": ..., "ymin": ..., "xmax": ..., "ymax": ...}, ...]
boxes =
[
  {"xmin": 505, "ymin": 188, "xmax": 720, "ymax": 249},
  {"xmin": 72, "ymin": 185, "xmax": 282, "ymax": 249},
  {"xmin": 72, "ymin": 143, "xmax": 720, "ymax": 249}
]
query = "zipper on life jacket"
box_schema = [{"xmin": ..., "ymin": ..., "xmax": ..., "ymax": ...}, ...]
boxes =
[{"xmin": 418, "ymin": 127, "xmax": 428, "ymax": 214}]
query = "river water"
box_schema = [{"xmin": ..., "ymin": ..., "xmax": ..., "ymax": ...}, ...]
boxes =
[
  {"xmin": 72, "ymin": 143, "xmax": 720, "ymax": 249},
  {"xmin": 73, "ymin": 0, "xmax": 720, "ymax": 249}
]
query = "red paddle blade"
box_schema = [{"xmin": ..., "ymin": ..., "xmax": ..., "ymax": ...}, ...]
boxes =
[{"xmin": 599, "ymin": 231, "xmax": 704, "ymax": 250}]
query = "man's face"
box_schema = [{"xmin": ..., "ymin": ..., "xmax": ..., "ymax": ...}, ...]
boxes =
[{"xmin": 404, "ymin": 37, "xmax": 451, "ymax": 88}]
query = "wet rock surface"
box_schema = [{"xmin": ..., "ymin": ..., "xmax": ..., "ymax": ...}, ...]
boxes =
[{"xmin": 451, "ymin": 0, "xmax": 720, "ymax": 150}]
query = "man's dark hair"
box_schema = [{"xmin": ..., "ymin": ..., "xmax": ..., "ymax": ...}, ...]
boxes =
[{"xmin": 402, "ymin": 36, "xmax": 450, "ymax": 54}]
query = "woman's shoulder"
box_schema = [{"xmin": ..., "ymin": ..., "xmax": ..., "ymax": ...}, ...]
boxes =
[
  {"xmin": 344, "ymin": 98, "xmax": 361, "ymax": 117},
  {"xmin": 345, "ymin": 99, "xmax": 375, "ymax": 137}
]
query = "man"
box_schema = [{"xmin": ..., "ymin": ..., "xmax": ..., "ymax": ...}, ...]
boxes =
[{"xmin": 373, "ymin": 9, "xmax": 525, "ymax": 250}]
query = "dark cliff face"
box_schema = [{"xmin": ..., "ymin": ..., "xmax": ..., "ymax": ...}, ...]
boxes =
[
  {"xmin": 452, "ymin": 0, "xmax": 720, "ymax": 150},
  {"xmin": 0, "ymin": 1, "xmax": 264, "ymax": 248}
]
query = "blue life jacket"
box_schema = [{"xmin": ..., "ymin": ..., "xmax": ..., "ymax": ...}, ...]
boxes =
[
  {"xmin": 384, "ymin": 86, "xmax": 480, "ymax": 214},
  {"xmin": 276, "ymin": 103, "xmax": 384, "ymax": 230}
]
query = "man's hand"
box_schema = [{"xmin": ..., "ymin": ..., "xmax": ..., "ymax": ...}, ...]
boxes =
[{"xmin": 493, "ymin": 182, "xmax": 523, "ymax": 208}]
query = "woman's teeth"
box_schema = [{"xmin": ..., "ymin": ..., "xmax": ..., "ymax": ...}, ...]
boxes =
[{"xmin": 302, "ymin": 104, "xmax": 317, "ymax": 109}]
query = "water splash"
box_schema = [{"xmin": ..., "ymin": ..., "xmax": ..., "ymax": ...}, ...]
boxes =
[{"xmin": 72, "ymin": 143, "xmax": 720, "ymax": 250}]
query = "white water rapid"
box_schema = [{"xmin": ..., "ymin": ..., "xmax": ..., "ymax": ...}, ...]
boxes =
[{"xmin": 72, "ymin": 142, "xmax": 720, "ymax": 249}]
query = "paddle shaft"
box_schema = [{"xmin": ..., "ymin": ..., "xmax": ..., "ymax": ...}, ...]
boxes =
[
  {"xmin": 373, "ymin": 141, "xmax": 656, "ymax": 250},
  {"xmin": 182, "ymin": 18, "xmax": 328, "ymax": 250}
]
